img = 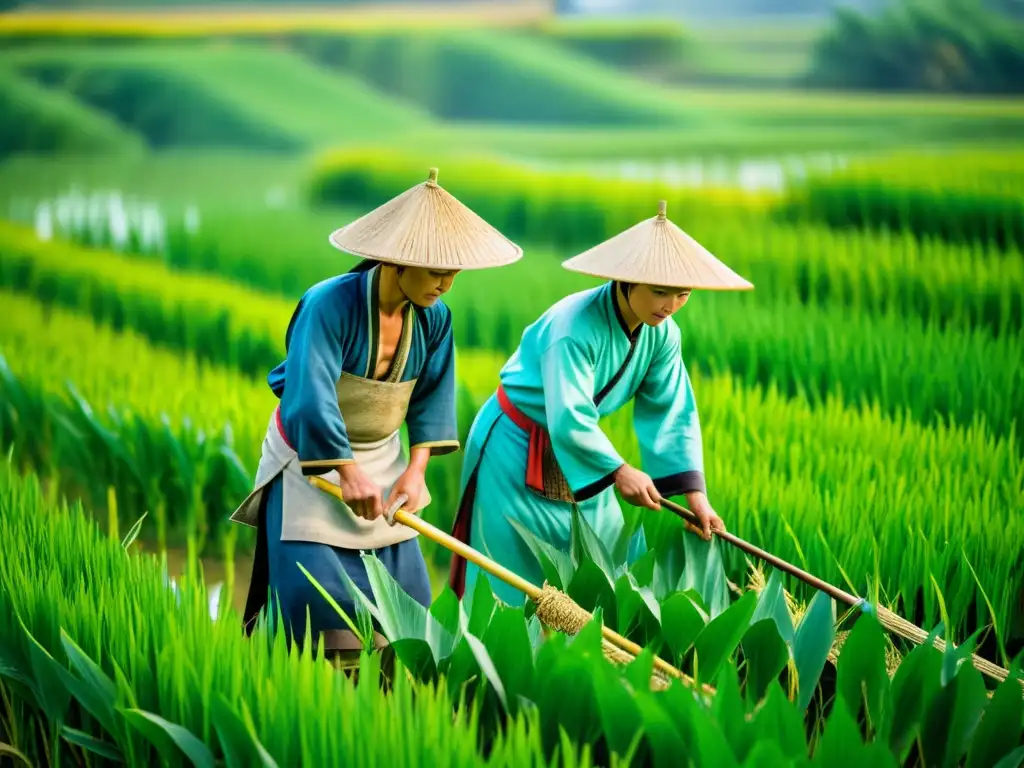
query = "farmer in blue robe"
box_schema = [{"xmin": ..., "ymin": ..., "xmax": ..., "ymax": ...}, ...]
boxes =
[
  {"xmin": 448, "ymin": 200, "xmax": 753, "ymax": 606},
  {"xmin": 231, "ymin": 168, "xmax": 521, "ymax": 656}
]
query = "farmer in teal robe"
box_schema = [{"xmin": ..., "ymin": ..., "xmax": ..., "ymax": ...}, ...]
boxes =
[{"xmin": 448, "ymin": 200, "xmax": 753, "ymax": 606}]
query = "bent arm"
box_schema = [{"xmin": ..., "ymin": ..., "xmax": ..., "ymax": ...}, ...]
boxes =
[
  {"xmin": 633, "ymin": 327, "xmax": 705, "ymax": 497},
  {"xmin": 278, "ymin": 289, "xmax": 354, "ymax": 474},
  {"xmin": 405, "ymin": 309, "xmax": 460, "ymax": 456}
]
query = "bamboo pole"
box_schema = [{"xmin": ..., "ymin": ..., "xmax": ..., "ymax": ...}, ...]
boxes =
[
  {"xmin": 306, "ymin": 475, "xmax": 702, "ymax": 691},
  {"xmin": 661, "ymin": 498, "xmax": 1018, "ymax": 688}
]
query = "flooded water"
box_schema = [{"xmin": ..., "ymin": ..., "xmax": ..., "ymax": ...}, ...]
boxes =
[
  {"xmin": 5, "ymin": 187, "xmax": 199, "ymax": 254},
  {"xmin": 530, "ymin": 153, "xmax": 850, "ymax": 193},
  {"xmin": 162, "ymin": 547, "xmax": 254, "ymax": 619}
]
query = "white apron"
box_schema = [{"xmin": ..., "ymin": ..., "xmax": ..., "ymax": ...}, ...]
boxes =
[{"xmin": 229, "ymin": 304, "xmax": 429, "ymax": 551}]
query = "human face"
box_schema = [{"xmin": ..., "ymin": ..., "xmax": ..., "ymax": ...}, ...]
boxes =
[
  {"xmin": 628, "ymin": 284, "xmax": 691, "ymax": 326},
  {"xmin": 399, "ymin": 267, "xmax": 461, "ymax": 306}
]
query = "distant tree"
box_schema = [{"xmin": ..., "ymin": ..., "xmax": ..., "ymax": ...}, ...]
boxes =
[{"xmin": 806, "ymin": 0, "xmax": 1024, "ymax": 92}]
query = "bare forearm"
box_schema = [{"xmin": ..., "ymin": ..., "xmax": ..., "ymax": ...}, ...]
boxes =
[{"xmin": 408, "ymin": 446, "xmax": 431, "ymax": 474}]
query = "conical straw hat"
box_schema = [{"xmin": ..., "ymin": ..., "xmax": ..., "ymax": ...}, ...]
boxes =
[
  {"xmin": 328, "ymin": 167, "xmax": 523, "ymax": 271},
  {"xmin": 561, "ymin": 201, "xmax": 753, "ymax": 290}
]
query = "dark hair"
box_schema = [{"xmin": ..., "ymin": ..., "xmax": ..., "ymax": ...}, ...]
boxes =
[
  {"xmin": 347, "ymin": 259, "xmax": 380, "ymax": 274},
  {"xmin": 615, "ymin": 280, "xmax": 634, "ymax": 298}
]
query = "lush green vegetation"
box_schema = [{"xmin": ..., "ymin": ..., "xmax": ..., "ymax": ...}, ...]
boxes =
[
  {"xmin": 775, "ymin": 149, "xmax": 1024, "ymax": 250},
  {"xmin": 1, "ymin": 6, "xmax": 1022, "ymax": 763},
  {"xmin": 3, "ymin": 462, "xmax": 1023, "ymax": 767},
  {"xmin": 807, "ymin": 0, "xmax": 1024, "ymax": 94},
  {"xmin": 5, "ymin": 44, "xmax": 430, "ymax": 149},
  {"xmin": 0, "ymin": 68, "xmax": 144, "ymax": 157},
  {"xmin": 3, "ymin": 265, "xmax": 1021, "ymax": 654}
]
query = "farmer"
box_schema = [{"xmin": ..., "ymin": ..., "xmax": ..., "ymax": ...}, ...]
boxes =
[
  {"xmin": 231, "ymin": 168, "xmax": 521, "ymax": 661},
  {"xmin": 448, "ymin": 200, "xmax": 753, "ymax": 606}
]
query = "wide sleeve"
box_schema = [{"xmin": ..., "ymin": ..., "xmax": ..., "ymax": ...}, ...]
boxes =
[
  {"xmin": 405, "ymin": 308, "xmax": 460, "ymax": 456},
  {"xmin": 277, "ymin": 287, "xmax": 354, "ymax": 474},
  {"xmin": 541, "ymin": 337, "xmax": 626, "ymax": 501},
  {"xmin": 633, "ymin": 326, "xmax": 706, "ymax": 497}
]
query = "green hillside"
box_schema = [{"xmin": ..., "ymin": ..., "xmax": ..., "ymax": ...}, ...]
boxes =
[
  {"xmin": 0, "ymin": 67, "xmax": 144, "ymax": 157},
  {"xmin": 295, "ymin": 28, "xmax": 713, "ymax": 127},
  {"xmin": 7, "ymin": 43, "xmax": 432, "ymax": 149}
]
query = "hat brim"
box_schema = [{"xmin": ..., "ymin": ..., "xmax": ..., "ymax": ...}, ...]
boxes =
[
  {"xmin": 560, "ymin": 260, "xmax": 754, "ymax": 290},
  {"xmin": 329, "ymin": 228, "xmax": 524, "ymax": 271}
]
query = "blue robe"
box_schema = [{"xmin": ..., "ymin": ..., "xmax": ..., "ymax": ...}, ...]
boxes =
[
  {"xmin": 243, "ymin": 262, "xmax": 459, "ymax": 651},
  {"xmin": 450, "ymin": 281, "xmax": 706, "ymax": 606}
]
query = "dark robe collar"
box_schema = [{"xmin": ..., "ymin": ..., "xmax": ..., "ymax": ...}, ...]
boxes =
[{"xmin": 609, "ymin": 281, "xmax": 643, "ymax": 342}]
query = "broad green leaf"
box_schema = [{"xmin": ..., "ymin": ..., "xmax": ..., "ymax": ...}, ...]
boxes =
[
  {"xmin": 467, "ymin": 574, "xmax": 496, "ymax": 637},
  {"xmin": 712, "ymin": 663, "xmax": 755, "ymax": 762},
  {"xmin": 567, "ymin": 559, "xmax": 618, "ymax": 629},
  {"xmin": 122, "ymin": 708, "xmax": 215, "ymax": 768},
  {"xmin": 885, "ymin": 626, "xmax": 944, "ymax": 756},
  {"xmin": 388, "ymin": 639, "xmax": 438, "ymax": 680},
  {"xmin": 61, "ymin": 727, "xmax": 123, "ymax": 761},
  {"xmin": 627, "ymin": 548, "xmax": 658, "ymax": 589},
  {"xmin": 532, "ymin": 623, "xmax": 603, "ymax": 750},
  {"xmin": 753, "ymin": 681, "xmax": 807, "ymax": 761},
  {"xmin": 59, "ymin": 630, "xmax": 119, "ymax": 740},
  {"xmin": 570, "ymin": 507, "xmax": 616, "ymax": 586},
  {"xmin": 813, "ymin": 697, "xmax": 898, "ymax": 768},
  {"xmin": 678, "ymin": 533, "xmax": 729, "ymax": 619},
  {"xmin": 660, "ymin": 592, "xmax": 707, "ymax": 666},
  {"xmin": 19, "ymin": 618, "xmax": 70, "ymax": 724},
  {"xmin": 750, "ymin": 568, "xmax": 795, "ymax": 648},
  {"xmin": 693, "ymin": 590, "xmax": 758, "ymax": 685},
  {"xmin": 589, "ymin": 652, "xmax": 644, "ymax": 758},
  {"xmin": 992, "ymin": 746, "xmax": 1024, "ymax": 768},
  {"xmin": 210, "ymin": 694, "xmax": 279, "ymax": 768},
  {"xmin": 0, "ymin": 628, "xmax": 37, "ymax": 693},
  {"xmin": 613, "ymin": 572, "xmax": 661, "ymax": 646},
  {"xmin": 633, "ymin": 690, "xmax": 687, "ymax": 767},
  {"xmin": 742, "ymin": 741, "xmax": 802, "ymax": 768},
  {"xmin": 624, "ymin": 647, "xmax": 655, "ymax": 693},
  {"xmin": 792, "ymin": 592, "xmax": 836, "ymax": 711},
  {"xmin": 482, "ymin": 605, "xmax": 535, "ymax": 710},
  {"xmin": 741, "ymin": 619, "xmax": 789, "ymax": 703},
  {"xmin": 508, "ymin": 518, "xmax": 574, "ymax": 590},
  {"xmin": 360, "ymin": 554, "xmax": 458, "ymax": 663},
  {"xmin": 835, "ymin": 610, "xmax": 890, "ymax": 733},
  {"xmin": 924, "ymin": 664, "xmax": 989, "ymax": 768},
  {"xmin": 966, "ymin": 664, "xmax": 1024, "ymax": 768},
  {"xmin": 428, "ymin": 587, "xmax": 462, "ymax": 638},
  {"xmin": 462, "ymin": 631, "xmax": 509, "ymax": 713}
]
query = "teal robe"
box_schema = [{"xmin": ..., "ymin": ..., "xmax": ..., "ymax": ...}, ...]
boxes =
[{"xmin": 450, "ymin": 281, "xmax": 706, "ymax": 606}]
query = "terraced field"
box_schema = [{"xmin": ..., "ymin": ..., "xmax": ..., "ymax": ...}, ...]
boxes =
[{"xmin": 1, "ymin": 8, "xmax": 1022, "ymax": 766}]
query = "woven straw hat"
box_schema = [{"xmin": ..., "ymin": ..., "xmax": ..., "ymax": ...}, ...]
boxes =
[
  {"xmin": 328, "ymin": 167, "xmax": 523, "ymax": 271},
  {"xmin": 561, "ymin": 200, "xmax": 753, "ymax": 290}
]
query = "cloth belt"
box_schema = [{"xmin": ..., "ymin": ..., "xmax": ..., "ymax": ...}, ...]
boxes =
[{"xmin": 496, "ymin": 384, "xmax": 551, "ymax": 497}]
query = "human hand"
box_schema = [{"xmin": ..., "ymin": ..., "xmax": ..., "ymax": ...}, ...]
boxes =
[
  {"xmin": 613, "ymin": 464, "xmax": 662, "ymax": 511},
  {"xmin": 387, "ymin": 467, "xmax": 425, "ymax": 513},
  {"xmin": 337, "ymin": 463, "xmax": 384, "ymax": 521},
  {"xmin": 684, "ymin": 491, "xmax": 725, "ymax": 541}
]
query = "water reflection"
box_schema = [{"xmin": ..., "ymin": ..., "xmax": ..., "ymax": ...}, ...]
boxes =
[
  {"xmin": 532, "ymin": 153, "xmax": 848, "ymax": 192},
  {"xmin": 7, "ymin": 187, "xmax": 201, "ymax": 254}
]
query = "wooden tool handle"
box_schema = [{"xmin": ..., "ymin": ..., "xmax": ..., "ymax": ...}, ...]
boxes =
[{"xmin": 659, "ymin": 497, "xmax": 861, "ymax": 607}]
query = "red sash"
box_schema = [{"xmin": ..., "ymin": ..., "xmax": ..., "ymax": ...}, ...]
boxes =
[{"xmin": 448, "ymin": 384, "xmax": 549, "ymax": 597}]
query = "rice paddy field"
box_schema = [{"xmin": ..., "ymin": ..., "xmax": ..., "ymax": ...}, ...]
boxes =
[{"xmin": 0, "ymin": 2, "xmax": 1023, "ymax": 766}]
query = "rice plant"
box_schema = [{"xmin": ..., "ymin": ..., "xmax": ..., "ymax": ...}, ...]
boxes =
[
  {"xmin": 2, "ymin": 288, "xmax": 1020, "ymax": 654},
  {"xmin": 4, "ymin": 220, "xmax": 1021, "ymax": 447},
  {"xmin": 2, "ymin": 462, "xmax": 1021, "ymax": 767},
  {"xmin": 777, "ymin": 149, "xmax": 1024, "ymax": 250}
]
